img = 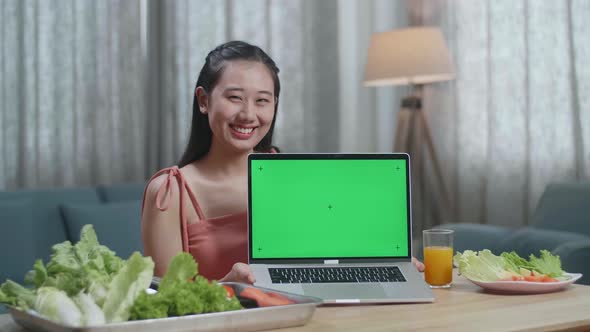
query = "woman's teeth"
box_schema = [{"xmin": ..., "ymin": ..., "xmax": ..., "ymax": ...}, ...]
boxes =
[{"xmin": 232, "ymin": 126, "xmax": 254, "ymax": 134}]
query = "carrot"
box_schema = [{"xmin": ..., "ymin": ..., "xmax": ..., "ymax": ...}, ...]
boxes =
[
  {"xmin": 256, "ymin": 295, "xmax": 293, "ymax": 307},
  {"xmin": 266, "ymin": 292, "xmax": 294, "ymax": 305},
  {"xmin": 222, "ymin": 285, "xmax": 235, "ymax": 298},
  {"xmin": 239, "ymin": 287, "xmax": 294, "ymax": 307},
  {"xmin": 240, "ymin": 287, "xmax": 267, "ymax": 301},
  {"xmin": 541, "ymin": 275, "xmax": 559, "ymax": 282},
  {"xmin": 524, "ymin": 275, "xmax": 545, "ymax": 282}
]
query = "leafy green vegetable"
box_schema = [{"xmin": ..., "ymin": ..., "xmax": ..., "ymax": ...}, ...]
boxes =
[
  {"xmin": 528, "ymin": 250, "xmax": 564, "ymax": 278},
  {"xmin": 0, "ymin": 280, "xmax": 36, "ymax": 310},
  {"xmin": 44, "ymin": 270, "xmax": 88, "ymax": 298},
  {"xmin": 0, "ymin": 289, "xmax": 8, "ymax": 304},
  {"xmin": 455, "ymin": 249, "xmax": 567, "ymax": 282},
  {"xmin": 453, "ymin": 249, "xmax": 477, "ymax": 268},
  {"xmin": 32, "ymin": 287, "xmax": 107, "ymax": 327},
  {"xmin": 24, "ymin": 259, "xmax": 48, "ymax": 288},
  {"xmin": 75, "ymin": 225, "xmax": 124, "ymax": 275},
  {"xmin": 454, "ymin": 250, "xmax": 517, "ymax": 282},
  {"xmin": 129, "ymin": 292, "xmax": 170, "ymax": 320},
  {"xmin": 35, "ymin": 287, "xmax": 83, "ymax": 327},
  {"xmin": 86, "ymin": 269, "xmax": 111, "ymax": 307},
  {"xmin": 158, "ymin": 252, "xmax": 198, "ymax": 290},
  {"xmin": 102, "ymin": 252, "xmax": 154, "ymax": 323},
  {"xmin": 1, "ymin": 225, "xmax": 244, "ymax": 326},
  {"xmin": 0, "ymin": 224, "xmax": 153, "ymax": 327},
  {"xmin": 501, "ymin": 251, "xmax": 534, "ymax": 273},
  {"xmin": 129, "ymin": 253, "xmax": 242, "ymax": 320},
  {"xmin": 41, "ymin": 225, "xmax": 125, "ymax": 297},
  {"xmin": 73, "ymin": 292, "xmax": 106, "ymax": 326}
]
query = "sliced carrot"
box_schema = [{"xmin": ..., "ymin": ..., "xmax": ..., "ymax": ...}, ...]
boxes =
[
  {"xmin": 266, "ymin": 292, "xmax": 295, "ymax": 305},
  {"xmin": 240, "ymin": 287, "xmax": 267, "ymax": 301},
  {"xmin": 258, "ymin": 296, "xmax": 292, "ymax": 307},
  {"xmin": 222, "ymin": 285, "xmax": 235, "ymax": 298},
  {"xmin": 239, "ymin": 287, "xmax": 294, "ymax": 307},
  {"xmin": 524, "ymin": 275, "xmax": 544, "ymax": 282},
  {"xmin": 541, "ymin": 275, "xmax": 558, "ymax": 282}
]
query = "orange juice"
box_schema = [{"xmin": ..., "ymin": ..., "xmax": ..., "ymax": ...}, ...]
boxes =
[{"xmin": 424, "ymin": 246, "xmax": 453, "ymax": 286}]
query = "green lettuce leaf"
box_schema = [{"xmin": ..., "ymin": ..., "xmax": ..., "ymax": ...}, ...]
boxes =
[
  {"xmin": 43, "ymin": 271, "xmax": 88, "ymax": 297},
  {"xmin": 129, "ymin": 292, "xmax": 170, "ymax": 320},
  {"xmin": 40, "ymin": 225, "xmax": 124, "ymax": 297},
  {"xmin": 500, "ymin": 251, "xmax": 534, "ymax": 273},
  {"xmin": 528, "ymin": 250, "xmax": 564, "ymax": 278},
  {"xmin": 86, "ymin": 269, "xmax": 111, "ymax": 307},
  {"xmin": 454, "ymin": 250, "xmax": 516, "ymax": 282},
  {"xmin": 73, "ymin": 292, "xmax": 106, "ymax": 326},
  {"xmin": 129, "ymin": 253, "xmax": 242, "ymax": 320},
  {"xmin": 159, "ymin": 252, "xmax": 198, "ymax": 290},
  {"xmin": 35, "ymin": 287, "xmax": 83, "ymax": 327},
  {"xmin": 75, "ymin": 225, "xmax": 123, "ymax": 275},
  {"xmin": 46, "ymin": 241, "xmax": 81, "ymax": 276},
  {"xmin": 453, "ymin": 249, "xmax": 477, "ymax": 269},
  {"xmin": 0, "ymin": 289, "xmax": 7, "ymax": 302},
  {"xmin": 0, "ymin": 280, "xmax": 36, "ymax": 310},
  {"xmin": 24, "ymin": 259, "xmax": 48, "ymax": 288},
  {"xmin": 102, "ymin": 252, "xmax": 154, "ymax": 323}
]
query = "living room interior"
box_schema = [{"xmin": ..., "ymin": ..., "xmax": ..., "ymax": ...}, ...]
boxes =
[{"xmin": 1, "ymin": 0, "xmax": 589, "ymax": 322}]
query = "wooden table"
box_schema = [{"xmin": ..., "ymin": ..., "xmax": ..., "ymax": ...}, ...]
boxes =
[{"xmin": 1, "ymin": 271, "xmax": 589, "ymax": 332}]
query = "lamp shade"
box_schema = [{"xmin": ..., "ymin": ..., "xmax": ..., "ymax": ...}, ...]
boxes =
[{"xmin": 364, "ymin": 27, "xmax": 455, "ymax": 86}]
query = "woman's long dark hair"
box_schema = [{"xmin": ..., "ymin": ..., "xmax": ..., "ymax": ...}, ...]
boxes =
[{"xmin": 178, "ymin": 41, "xmax": 281, "ymax": 167}]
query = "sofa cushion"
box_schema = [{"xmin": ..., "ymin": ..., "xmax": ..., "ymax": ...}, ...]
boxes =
[
  {"xmin": 446, "ymin": 223, "xmax": 511, "ymax": 251},
  {"xmin": 531, "ymin": 182, "xmax": 590, "ymax": 236},
  {"xmin": 0, "ymin": 199, "xmax": 35, "ymax": 285},
  {"xmin": 415, "ymin": 223, "xmax": 512, "ymax": 259},
  {"xmin": 0, "ymin": 187, "xmax": 101, "ymax": 262},
  {"xmin": 97, "ymin": 183, "xmax": 146, "ymax": 203},
  {"xmin": 498, "ymin": 227, "xmax": 590, "ymax": 257},
  {"xmin": 60, "ymin": 200, "xmax": 143, "ymax": 259},
  {"xmin": 553, "ymin": 240, "xmax": 590, "ymax": 285}
]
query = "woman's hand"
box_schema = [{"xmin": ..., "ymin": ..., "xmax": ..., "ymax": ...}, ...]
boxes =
[
  {"xmin": 220, "ymin": 262, "xmax": 256, "ymax": 284},
  {"xmin": 412, "ymin": 257, "xmax": 425, "ymax": 272}
]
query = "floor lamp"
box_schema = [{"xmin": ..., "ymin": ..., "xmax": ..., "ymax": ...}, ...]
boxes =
[{"xmin": 364, "ymin": 27, "xmax": 455, "ymax": 229}]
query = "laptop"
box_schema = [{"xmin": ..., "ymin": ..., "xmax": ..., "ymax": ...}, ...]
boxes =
[{"xmin": 248, "ymin": 153, "xmax": 434, "ymax": 303}]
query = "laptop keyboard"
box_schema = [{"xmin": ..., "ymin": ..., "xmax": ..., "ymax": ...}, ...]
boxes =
[{"xmin": 269, "ymin": 266, "xmax": 406, "ymax": 284}]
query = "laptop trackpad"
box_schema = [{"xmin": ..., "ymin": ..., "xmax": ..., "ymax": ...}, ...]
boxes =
[{"xmin": 302, "ymin": 284, "xmax": 385, "ymax": 300}]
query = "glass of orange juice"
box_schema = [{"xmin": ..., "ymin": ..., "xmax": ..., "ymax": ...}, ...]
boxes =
[{"xmin": 423, "ymin": 229, "xmax": 454, "ymax": 288}]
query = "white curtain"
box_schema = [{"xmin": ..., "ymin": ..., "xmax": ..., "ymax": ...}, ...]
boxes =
[
  {"xmin": 1, "ymin": 0, "xmax": 409, "ymax": 191},
  {"xmin": 414, "ymin": 0, "xmax": 590, "ymax": 228},
  {"xmin": 0, "ymin": 0, "xmax": 146, "ymax": 189}
]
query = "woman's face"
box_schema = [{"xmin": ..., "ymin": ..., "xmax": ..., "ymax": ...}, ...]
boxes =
[{"xmin": 200, "ymin": 60, "xmax": 276, "ymax": 154}]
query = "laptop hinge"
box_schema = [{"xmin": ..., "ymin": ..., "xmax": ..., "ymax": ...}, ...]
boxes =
[{"xmin": 324, "ymin": 260, "xmax": 339, "ymax": 264}]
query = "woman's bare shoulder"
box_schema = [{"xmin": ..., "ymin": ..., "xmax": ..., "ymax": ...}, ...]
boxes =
[{"xmin": 144, "ymin": 167, "xmax": 183, "ymax": 207}]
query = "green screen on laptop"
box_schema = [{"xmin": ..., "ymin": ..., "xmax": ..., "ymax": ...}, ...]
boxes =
[{"xmin": 249, "ymin": 154, "xmax": 410, "ymax": 260}]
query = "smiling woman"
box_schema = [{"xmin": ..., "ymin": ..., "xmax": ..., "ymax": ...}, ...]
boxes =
[
  {"xmin": 195, "ymin": 60, "xmax": 277, "ymax": 153},
  {"xmin": 141, "ymin": 41, "xmax": 281, "ymax": 283}
]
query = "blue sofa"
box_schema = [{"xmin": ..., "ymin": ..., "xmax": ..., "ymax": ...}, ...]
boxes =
[
  {"xmin": 0, "ymin": 182, "xmax": 147, "ymax": 313},
  {"xmin": 419, "ymin": 182, "xmax": 590, "ymax": 286}
]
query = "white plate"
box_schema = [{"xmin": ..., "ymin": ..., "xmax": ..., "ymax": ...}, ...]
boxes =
[{"xmin": 464, "ymin": 273, "xmax": 583, "ymax": 294}]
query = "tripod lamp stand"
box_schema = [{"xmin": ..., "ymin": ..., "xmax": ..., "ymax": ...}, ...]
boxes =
[{"xmin": 364, "ymin": 27, "xmax": 455, "ymax": 227}]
